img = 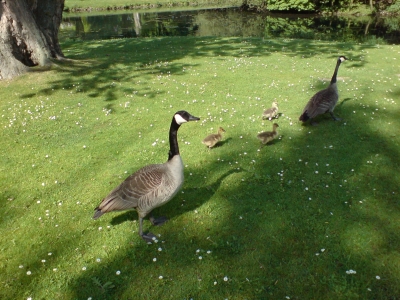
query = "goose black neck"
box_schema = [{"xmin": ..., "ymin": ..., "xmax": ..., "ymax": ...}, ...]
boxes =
[
  {"xmin": 330, "ymin": 58, "xmax": 342, "ymax": 84},
  {"xmin": 168, "ymin": 118, "xmax": 181, "ymax": 161}
]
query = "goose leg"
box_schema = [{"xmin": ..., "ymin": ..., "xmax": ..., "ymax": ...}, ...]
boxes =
[
  {"xmin": 138, "ymin": 217, "xmax": 157, "ymax": 243},
  {"xmin": 329, "ymin": 112, "xmax": 341, "ymax": 121}
]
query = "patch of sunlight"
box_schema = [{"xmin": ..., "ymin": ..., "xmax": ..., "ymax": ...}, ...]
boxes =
[{"xmin": 342, "ymin": 224, "xmax": 384, "ymax": 256}]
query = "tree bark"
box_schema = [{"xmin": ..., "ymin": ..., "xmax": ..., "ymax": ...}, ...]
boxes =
[
  {"xmin": 0, "ymin": 0, "xmax": 64, "ymax": 80},
  {"xmin": 32, "ymin": 0, "xmax": 64, "ymax": 58}
]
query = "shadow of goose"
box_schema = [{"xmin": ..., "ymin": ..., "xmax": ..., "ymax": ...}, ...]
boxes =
[{"xmin": 337, "ymin": 97, "xmax": 353, "ymax": 107}]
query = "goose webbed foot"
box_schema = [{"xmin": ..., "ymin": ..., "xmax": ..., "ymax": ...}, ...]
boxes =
[
  {"xmin": 149, "ymin": 215, "xmax": 168, "ymax": 226},
  {"xmin": 141, "ymin": 232, "xmax": 158, "ymax": 243}
]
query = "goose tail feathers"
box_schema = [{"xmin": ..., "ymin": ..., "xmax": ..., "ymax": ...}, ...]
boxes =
[{"xmin": 93, "ymin": 208, "xmax": 104, "ymax": 220}]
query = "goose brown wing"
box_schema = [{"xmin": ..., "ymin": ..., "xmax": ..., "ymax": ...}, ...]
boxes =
[
  {"xmin": 96, "ymin": 164, "xmax": 165, "ymax": 213},
  {"xmin": 303, "ymin": 88, "xmax": 338, "ymax": 119}
]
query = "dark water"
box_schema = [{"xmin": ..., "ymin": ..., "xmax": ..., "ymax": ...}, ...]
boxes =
[{"xmin": 61, "ymin": 7, "xmax": 400, "ymax": 44}]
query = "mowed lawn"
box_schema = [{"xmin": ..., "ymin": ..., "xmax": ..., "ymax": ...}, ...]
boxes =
[
  {"xmin": 64, "ymin": 0, "xmax": 243, "ymax": 10},
  {"xmin": 1, "ymin": 36, "xmax": 400, "ymax": 299}
]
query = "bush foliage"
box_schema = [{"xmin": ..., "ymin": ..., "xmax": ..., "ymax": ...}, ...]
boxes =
[
  {"xmin": 261, "ymin": 0, "xmax": 396, "ymax": 12},
  {"xmin": 266, "ymin": 0, "xmax": 315, "ymax": 11}
]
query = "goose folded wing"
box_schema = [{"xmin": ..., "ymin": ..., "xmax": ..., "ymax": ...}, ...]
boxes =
[
  {"xmin": 306, "ymin": 90, "xmax": 337, "ymax": 118},
  {"xmin": 101, "ymin": 164, "xmax": 165, "ymax": 211}
]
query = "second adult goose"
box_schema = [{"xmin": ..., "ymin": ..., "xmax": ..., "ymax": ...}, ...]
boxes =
[
  {"xmin": 299, "ymin": 56, "xmax": 347, "ymax": 125},
  {"xmin": 93, "ymin": 110, "xmax": 200, "ymax": 242}
]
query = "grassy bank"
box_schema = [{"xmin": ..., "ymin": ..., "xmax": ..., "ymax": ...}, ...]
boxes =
[
  {"xmin": 64, "ymin": 0, "xmax": 378, "ymax": 14},
  {"xmin": 64, "ymin": 0, "xmax": 244, "ymax": 11},
  {"xmin": 1, "ymin": 36, "xmax": 400, "ymax": 299}
]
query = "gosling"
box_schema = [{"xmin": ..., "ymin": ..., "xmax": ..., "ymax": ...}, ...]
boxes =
[
  {"xmin": 202, "ymin": 127, "xmax": 226, "ymax": 148},
  {"xmin": 262, "ymin": 101, "xmax": 278, "ymax": 120},
  {"xmin": 257, "ymin": 123, "xmax": 279, "ymax": 145}
]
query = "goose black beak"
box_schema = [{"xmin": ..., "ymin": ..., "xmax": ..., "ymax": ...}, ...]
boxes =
[{"xmin": 188, "ymin": 115, "xmax": 200, "ymax": 121}]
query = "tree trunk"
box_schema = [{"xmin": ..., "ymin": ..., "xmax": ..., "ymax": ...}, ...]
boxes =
[{"xmin": 0, "ymin": 0, "xmax": 64, "ymax": 80}]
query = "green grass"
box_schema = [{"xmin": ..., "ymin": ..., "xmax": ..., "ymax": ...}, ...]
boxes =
[
  {"xmin": 1, "ymin": 36, "xmax": 400, "ymax": 299},
  {"xmin": 64, "ymin": 0, "xmax": 242, "ymax": 11}
]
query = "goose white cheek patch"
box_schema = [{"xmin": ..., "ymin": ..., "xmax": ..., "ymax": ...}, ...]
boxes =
[{"xmin": 174, "ymin": 114, "xmax": 187, "ymax": 125}]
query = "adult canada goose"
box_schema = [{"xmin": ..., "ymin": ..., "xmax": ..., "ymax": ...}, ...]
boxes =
[
  {"xmin": 202, "ymin": 127, "xmax": 226, "ymax": 148},
  {"xmin": 299, "ymin": 56, "xmax": 347, "ymax": 125},
  {"xmin": 257, "ymin": 123, "xmax": 279, "ymax": 145},
  {"xmin": 262, "ymin": 101, "xmax": 279, "ymax": 120},
  {"xmin": 93, "ymin": 110, "xmax": 200, "ymax": 242}
]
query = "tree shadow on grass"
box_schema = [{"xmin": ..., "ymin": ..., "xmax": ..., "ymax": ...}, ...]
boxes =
[{"xmin": 19, "ymin": 37, "xmax": 373, "ymax": 104}]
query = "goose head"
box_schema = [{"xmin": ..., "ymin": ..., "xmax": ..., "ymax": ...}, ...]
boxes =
[
  {"xmin": 174, "ymin": 110, "xmax": 200, "ymax": 125},
  {"xmin": 168, "ymin": 110, "xmax": 199, "ymax": 160}
]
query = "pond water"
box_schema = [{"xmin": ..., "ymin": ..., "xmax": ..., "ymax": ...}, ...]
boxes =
[{"xmin": 61, "ymin": 7, "xmax": 400, "ymax": 44}]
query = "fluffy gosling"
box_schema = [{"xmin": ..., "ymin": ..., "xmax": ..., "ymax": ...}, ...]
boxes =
[
  {"xmin": 202, "ymin": 127, "xmax": 226, "ymax": 148},
  {"xmin": 262, "ymin": 101, "xmax": 278, "ymax": 120},
  {"xmin": 257, "ymin": 123, "xmax": 279, "ymax": 145}
]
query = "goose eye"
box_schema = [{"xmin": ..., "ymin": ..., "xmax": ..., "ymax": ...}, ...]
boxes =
[{"xmin": 174, "ymin": 114, "xmax": 187, "ymax": 125}]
